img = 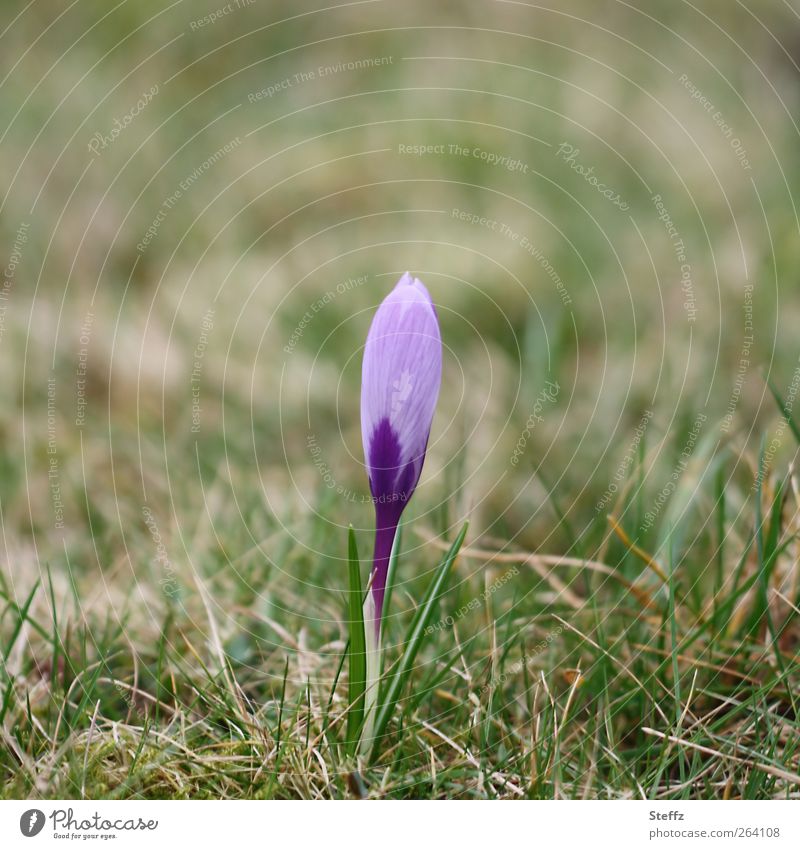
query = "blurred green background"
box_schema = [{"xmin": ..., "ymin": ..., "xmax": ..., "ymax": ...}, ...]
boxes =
[{"xmin": 1, "ymin": 0, "xmax": 799, "ymax": 674}]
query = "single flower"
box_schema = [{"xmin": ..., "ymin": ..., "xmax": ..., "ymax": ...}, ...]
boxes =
[
  {"xmin": 361, "ymin": 272, "xmax": 442, "ymax": 633},
  {"xmin": 358, "ymin": 271, "xmax": 442, "ymax": 756}
]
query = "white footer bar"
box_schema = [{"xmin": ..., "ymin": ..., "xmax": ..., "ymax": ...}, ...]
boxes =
[{"xmin": 1, "ymin": 799, "xmax": 797, "ymax": 848}]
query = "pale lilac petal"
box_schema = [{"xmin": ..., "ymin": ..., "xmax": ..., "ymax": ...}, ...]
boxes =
[
  {"xmin": 360, "ymin": 272, "xmax": 442, "ymax": 624},
  {"xmin": 361, "ymin": 273, "xmax": 441, "ymax": 503}
]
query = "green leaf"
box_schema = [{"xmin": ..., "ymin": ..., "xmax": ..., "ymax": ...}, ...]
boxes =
[
  {"xmin": 381, "ymin": 520, "xmax": 403, "ymax": 631},
  {"xmin": 0, "ymin": 580, "xmax": 40, "ymax": 724},
  {"xmin": 371, "ymin": 522, "xmax": 468, "ymax": 755},
  {"xmin": 2, "ymin": 579, "xmax": 39, "ymax": 664},
  {"xmin": 346, "ymin": 526, "xmax": 366, "ymax": 754},
  {"xmin": 745, "ymin": 460, "xmax": 785, "ymax": 637},
  {"xmin": 768, "ymin": 378, "xmax": 800, "ymax": 445}
]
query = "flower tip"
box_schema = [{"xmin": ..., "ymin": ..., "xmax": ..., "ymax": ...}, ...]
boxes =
[{"xmin": 392, "ymin": 272, "xmax": 434, "ymax": 309}]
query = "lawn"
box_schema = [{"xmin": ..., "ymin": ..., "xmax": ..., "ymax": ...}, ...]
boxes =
[{"xmin": 0, "ymin": 0, "xmax": 799, "ymax": 799}]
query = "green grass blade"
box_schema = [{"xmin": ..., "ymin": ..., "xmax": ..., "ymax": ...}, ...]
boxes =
[
  {"xmin": 2, "ymin": 579, "xmax": 39, "ymax": 664},
  {"xmin": 322, "ymin": 638, "xmax": 348, "ymax": 745},
  {"xmin": 768, "ymin": 378, "xmax": 800, "ymax": 444},
  {"xmin": 345, "ymin": 526, "xmax": 366, "ymax": 754},
  {"xmin": 746, "ymin": 454, "xmax": 784, "ymax": 637},
  {"xmin": 0, "ymin": 581, "xmax": 41, "ymax": 725},
  {"xmin": 371, "ymin": 521, "xmax": 468, "ymax": 755},
  {"xmin": 271, "ymin": 656, "xmax": 290, "ymax": 778},
  {"xmin": 381, "ymin": 520, "xmax": 403, "ymax": 630}
]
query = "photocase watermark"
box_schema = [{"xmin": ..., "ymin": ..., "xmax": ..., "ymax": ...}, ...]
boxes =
[
  {"xmin": 452, "ymin": 208, "xmax": 572, "ymax": 306},
  {"xmin": 555, "ymin": 143, "xmax": 630, "ymax": 211},
  {"xmin": 480, "ymin": 625, "xmax": 563, "ymax": 693},
  {"xmin": 399, "ymin": 142, "xmax": 530, "ymax": 173},
  {"xmin": 47, "ymin": 376, "xmax": 65, "ymax": 531},
  {"xmin": 721, "ymin": 283, "xmax": 754, "ymax": 434},
  {"xmin": 75, "ymin": 309, "xmax": 94, "ymax": 428},
  {"xmin": 641, "ymin": 411, "xmax": 707, "ymax": 532},
  {"xmin": 190, "ymin": 307, "xmax": 215, "ymax": 433},
  {"xmin": 137, "ymin": 137, "xmax": 242, "ymax": 252},
  {"xmin": 87, "ymin": 84, "xmax": 159, "ymax": 156},
  {"xmin": 189, "ymin": 0, "xmax": 255, "ymax": 30},
  {"xmin": 248, "ymin": 56, "xmax": 393, "ymax": 101},
  {"xmin": 425, "ymin": 566, "xmax": 520, "ymax": 635},
  {"xmin": 596, "ymin": 409, "xmax": 654, "ymax": 512},
  {"xmin": 306, "ymin": 431, "xmax": 403, "ymax": 504},
  {"xmin": 111, "ymin": 676, "xmax": 147, "ymax": 722},
  {"xmin": 20, "ymin": 809, "xmax": 45, "ymax": 836},
  {"xmin": 752, "ymin": 358, "xmax": 800, "ymax": 492},
  {"xmin": 142, "ymin": 506, "xmax": 179, "ymax": 598},
  {"xmin": 651, "ymin": 194, "xmax": 695, "ymax": 322},
  {"xmin": 22, "ymin": 808, "xmax": 159, "ymax": 836},
  {"xmin": 678, "ymin": 74, "xmax": 751, "ymax": 171},
  {"xmin": 391, "ymin": 370, "xmax": 413, "ymax": 414},
  {"xmin": 510, "ymin": 380, "xmax": 560, "ymax": 466},
  {"xmin": 307, "ymin": 432, "xmax": 350, "ymax": 498},
  {"xmin": 0, "ymin": 220, "xmax": 28, "ymax": 344},
  {"xmin": 283, "ymin": 274, "xmax": 367, "ymax": 354}
]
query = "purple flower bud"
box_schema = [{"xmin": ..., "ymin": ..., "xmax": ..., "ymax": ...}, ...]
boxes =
[{"xmin": 361, "ymin": 272, "xmax": 442, "ymax": 631}]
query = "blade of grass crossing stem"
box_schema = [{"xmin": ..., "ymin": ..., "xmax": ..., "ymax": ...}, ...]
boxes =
[
  {"xmin": 346, "ymin": 526, "xmax": 366, "ymax": 754},
  {"xmin": 359, "ymin": 525, "xmax": 400, "ymax": 756},
  {"xmin": 371, "ymin": 522, "xmax": 468, "ymax": 756},
  {"xmin": 389, "ymin": 522, "xmax": 466, "ymax": 653},
  {"xmin": 381, "ymin": 520, "xmax": 403, "ymax": 630}
]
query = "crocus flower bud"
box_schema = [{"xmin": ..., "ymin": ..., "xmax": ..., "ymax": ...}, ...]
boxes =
[{"xmin": 361, "ymin": 272, "xmax": 442, "ymax": 631}]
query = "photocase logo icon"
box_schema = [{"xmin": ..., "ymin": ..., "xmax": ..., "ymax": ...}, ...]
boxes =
[{"xmin": 19, "ymin": 809, "xmax": 45, "ymax": 837}]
